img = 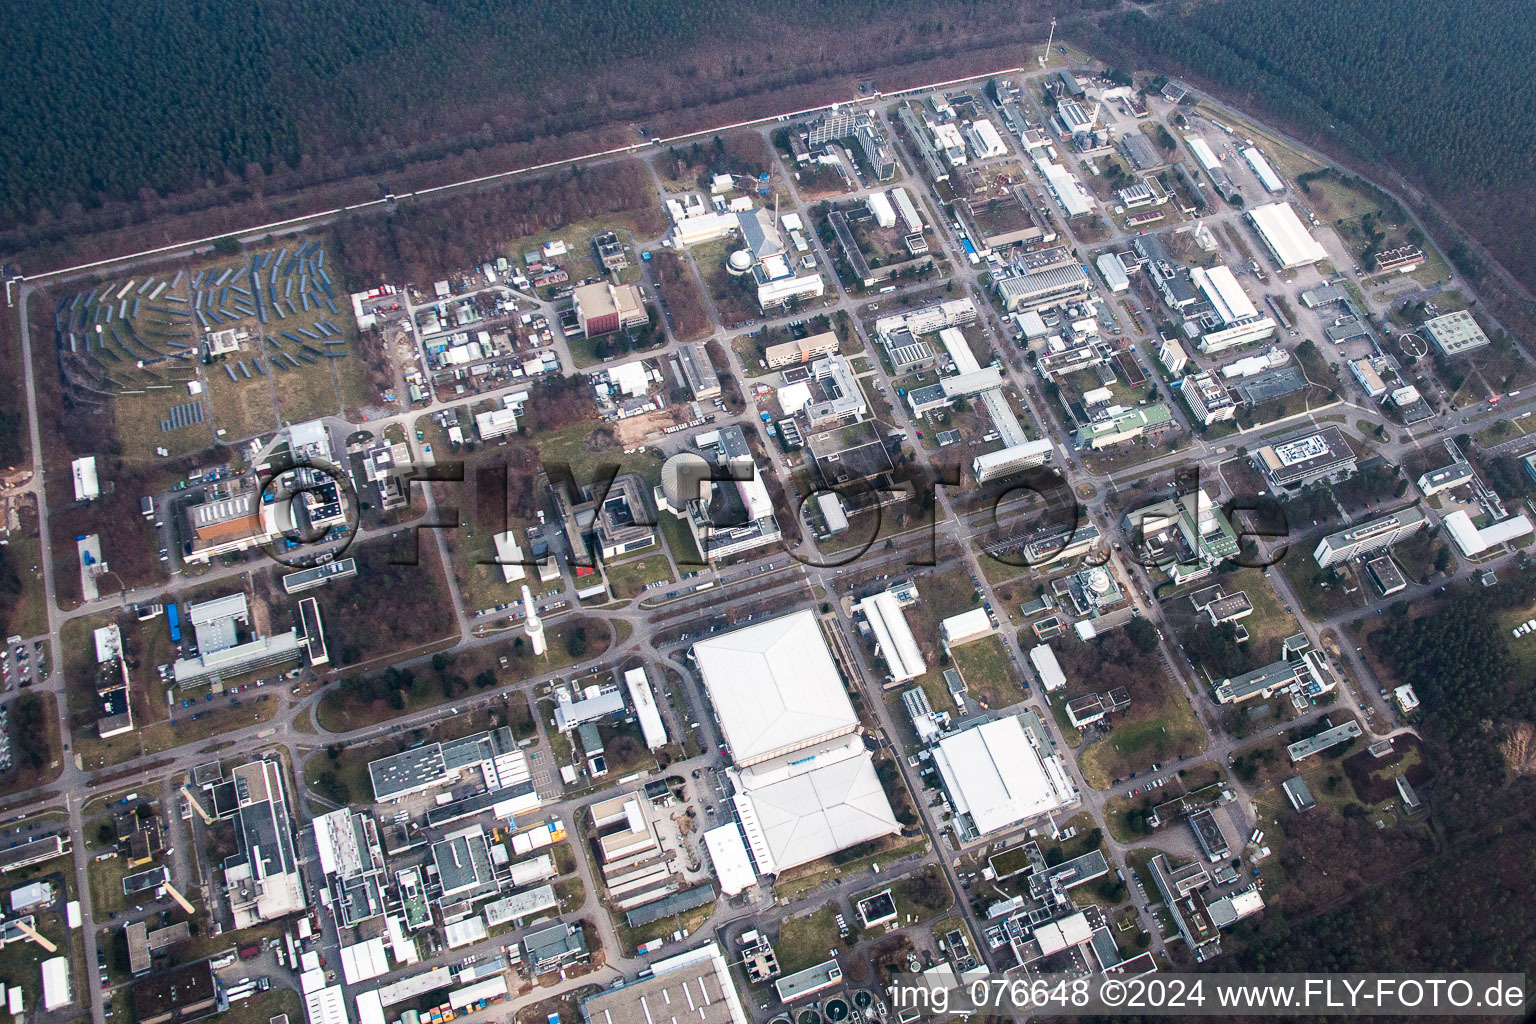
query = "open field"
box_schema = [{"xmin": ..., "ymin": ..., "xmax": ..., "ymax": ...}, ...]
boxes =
[
  {"xmin": 202, "ymin": 359, "xmax": 278, "ymax": 440},
  {"xmin": 1078, "ymin": 694, "xmax": 1206, "ymax": 790},
  {"xmin": 774, "ymin": 903, "xmax": 848, "ymax": 974},
  {"xmin": 603, "ymin": 552, "xmax": 674, "ymax": 599},
  {"xmin": 531, "ymin": 420, "xmax": 667, "ymax": 494},
  {"xmin": 316, "ymin": 618, "xmax": 612, "ymax": 731},
  {"xmin": 0, "ymin": 531, "xmax": 48, "ymax": 640},
  {"xmin": 948, "ymin": 634, "xmax": 1020, "ymax": 709},
  {"xmin": 773, "ymin": 833, "xmax": 928, "ymax": 902},
  {"xmin": 110, "ymin": 389, "xmax": 213, "ymax": 459}
]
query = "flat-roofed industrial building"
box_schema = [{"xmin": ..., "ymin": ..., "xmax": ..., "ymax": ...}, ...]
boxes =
[
  {"xmin": 1246, "ymin": 203, "xmax": 1328, "ymax": 268},
  {"xmin": 677, "ymin": 342, "xmax": 721, "ymax": 399},
  {"xmin": 931, "ymin": 712, "xmax": 1077, "ymax": 841},
  {"xmin": 1422, "ymin": 309, "xmax": 1490, "ymax": 356},
  {"xmin": 581, "ymin": 943, "xmax": 750, "ymax": 1024},
  {"xmin": 994, "ymin": 263, "xmax": 1092, "ymax": 313}
]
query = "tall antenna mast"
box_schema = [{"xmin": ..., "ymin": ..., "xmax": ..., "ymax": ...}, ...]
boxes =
[{"xmin": 1040, "ymin": 18, "xmax": 1056, "ymax": 68}]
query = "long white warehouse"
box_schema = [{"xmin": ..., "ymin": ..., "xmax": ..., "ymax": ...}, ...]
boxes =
[
  {"xmin": 623, "ymin": 667, "xmax": 669, "ymax": 750},
  {"xmin": 1187, "ymin": 137, "xmax": 1221, "ymax": 172},
  {"xmin": 1029, "ymin": 644, "xmax": 1067, "ymax": 692},
  {"xmin": 1191, "ymin": 265, "xmax": 1257, "ymax": 325},
  {"xmin": 1242, "ymin": 147, "xmax": 1284, "ymax": 193},
  {"xmin": 1036, "ymin": 159, "xmax": 1094, "ymax": 218},
  {"xmin": 853, "ymin": 589, "xmax": 926, "ymax": 683},
  {"xmin": 1247, "ymin": 203, "xmax": 1328, "ymax": 269}
]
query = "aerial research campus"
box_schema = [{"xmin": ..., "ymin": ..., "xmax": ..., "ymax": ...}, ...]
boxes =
[{"xmin": 2, "ymin": 25, "xmax": 1533, "ymax": 1024}]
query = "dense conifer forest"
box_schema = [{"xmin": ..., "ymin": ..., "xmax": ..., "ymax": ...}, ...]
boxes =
[
  {"xmin": 0, "ymin": 0, "xmax": 1063, "ymax": 228},
  {"xmin": 1101, "ymin": 0, "xmax": 1536, "ymax": 289}
]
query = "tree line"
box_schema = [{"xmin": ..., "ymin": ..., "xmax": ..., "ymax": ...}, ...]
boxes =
[{"xmin": 0, "ymin": 0, "xmax": 1084, "ymax": 230}]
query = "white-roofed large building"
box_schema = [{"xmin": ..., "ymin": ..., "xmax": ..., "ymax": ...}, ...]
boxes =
[
  {"xmin": 1242, "ymin": 147, "xmax": 1284, "ymax": 193},
  {"xmin": 1096, "ymin": 253, "xmax": 1129, "ymax": 293},
  {"xmin": 693, "ymin": 611, "xmax": 857, "ymax": 766},
  {"xmin": 41, "ymin": 958, "xmax": 71, "ymax": 1012},
  {"xmin": 867, "ymin": 191, "xmax": 896, "ymax": 228},
  {"xmin": 492, "ymin": 531, "xmax": 527, "ymax": 583},
  {"xmin": 1036, "ymin": 159, "xmax": 1094, "ymax": 218},
  {"xmin": 702, "ymin": 825, "xmax": 757, "ymax": 896},
  {"xmin": 853, "ymin": 588, "xmax": 926, "ymax": 683},
  {"xmin": 941, "ymin": 608, "xmax": 994, "ymax": 649},
  {"xmin": 71, "ymin": 456, "xmax": 99, "ymax": 501},
  {"xmin": 302, "ymin": 978, "xmax": 347, "ymax": 1024},
  {"xmin": 694, "ymin": 611, "xmax": 899, "ymax": 877},
  {"xmin": 339, "ymin": 937, "xmax": 390, "ymax": 985},
  {"xmin": 1443, "ymin": 511, "xmax": 1533, "ymax": 557},
  {"xmin": 622, "ymin": 667, "xmax": 668, "ymax": 750},
  {"xmin": 729, "ymin": 736, "xmax": 899, "ymax": 876},
  {"xmin": 1029, "ymin": 644, "xmax": 1067, "ymax": 692},
  {"xmin": 1187, "ymin": 137, "xmax": 1221, "ymax": 172},
  {"xmin": 1191, "ymin": 266, "xmax": 1257, "ymax": 325},
  {"xmin": 932, "ymin": 714, "xmax": 1077, "ymax": 840},
  {"xmin": 1247, "ymin": 203, "xmax": 1328, "ymax": 268},
  {"xmin": 1422, "ymin": 310, "xmax": 1491, "ymax": 357}
]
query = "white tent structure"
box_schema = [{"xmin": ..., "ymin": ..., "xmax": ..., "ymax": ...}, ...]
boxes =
[
  {"xmin": 941, "ymin": 607, "xmax": 994, "ymax": 648},
  {"xmin": 40, "ymin": 958, "xmax": 71, "ymax": 1012},
  {"xmin": 339, "ymin": 937, "xmax": 390, "ymax": 985},
  {"xmin": 730, "ymin": 739, "xmax": 899, "ymax": 876}
]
